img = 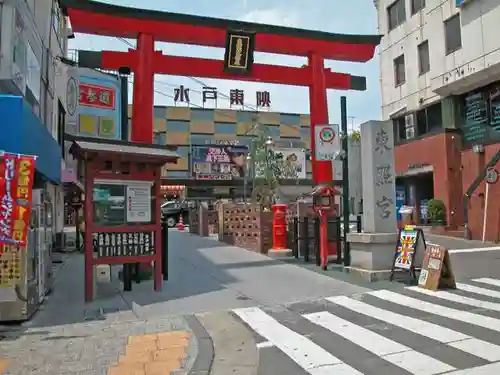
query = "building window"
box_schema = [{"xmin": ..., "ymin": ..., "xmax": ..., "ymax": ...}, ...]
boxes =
[
  {"xmin": 394, "ymin": 55, "xmax": 406, "ymax": 87},
  {"xmin": 445, "ymin": 14, "xmax": 462, "ymax": 54},
  {"xmin": 418, "ymin": 41, "xmax": 430, "ymax": 75},
  {"xmin": 388, "ymin": 0, "xmax": 406, "ymax": 31},
  {"xmin": 415, "ymin": 102, "xmax": 442, "ymax": 136},
  {"xmin": 411, "ymin": 0, "xmax": 425, "ymax": 14},
  {"xmin": 393, "ymin": 116, "xmax": 406, "ymax": 142}
]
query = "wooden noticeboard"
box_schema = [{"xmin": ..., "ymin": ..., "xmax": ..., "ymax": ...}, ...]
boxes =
[
  {"xmin": 418, "ymin": 244, "xmax": 456, "ymax": 291},
  {"xmin": 390, "ymin": 225, "xmax": 426, "ymax": 284}
]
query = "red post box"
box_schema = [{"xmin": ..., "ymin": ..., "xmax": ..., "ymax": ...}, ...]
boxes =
[
  {"xmin": 311, "ymin": 184, "xmax": 338, "ymax": 270},
  {"xmin": 271, "ymin": 204, "xmax": 288, "ymax": 250}
]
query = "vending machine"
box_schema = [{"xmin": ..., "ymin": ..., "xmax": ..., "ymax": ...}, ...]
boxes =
[{"xmin": 0, "ymin": 188, "xmax": 52, "ymax": 321}]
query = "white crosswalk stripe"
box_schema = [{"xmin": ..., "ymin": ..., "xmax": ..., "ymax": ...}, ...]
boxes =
[
  {"xmin": 327, "ymin": 295, "xmax": 500, "ymax": 362},
  {"xmin": 233, "ymin": 278, "xmax": 500, "ymax": 375}
]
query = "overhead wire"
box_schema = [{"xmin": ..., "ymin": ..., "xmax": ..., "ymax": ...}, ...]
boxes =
[{"xmin": 117, "ymin": 37, "xmax": 307, "ymax": 143}]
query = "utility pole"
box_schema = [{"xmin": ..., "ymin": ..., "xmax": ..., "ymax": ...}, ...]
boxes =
[{"xmin": 348, "ymin": 116, "xmax": 356, "ymax": 133}]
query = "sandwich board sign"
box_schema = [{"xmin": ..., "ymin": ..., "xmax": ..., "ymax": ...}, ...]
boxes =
[
  {"xmin": 418, "ymin": 244, "xmax": 456, "ymax": 291},
  {"xmin": 390, "ymin": 225, "xmax": 426, "ymax": 284}
]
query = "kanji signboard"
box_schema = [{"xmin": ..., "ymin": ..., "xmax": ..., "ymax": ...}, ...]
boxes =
[
  {"xmin": 79, "ymin": 83, "xmax": 116, "ymax": 110},
  {"xmin": 173, "ymin": 85, "xmax": 271, "ymax": 109}
]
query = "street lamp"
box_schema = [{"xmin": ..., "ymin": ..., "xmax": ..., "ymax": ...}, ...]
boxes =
[{"xmin": 244, "ymin": 154, "xmax": 251, "ymax": 202}]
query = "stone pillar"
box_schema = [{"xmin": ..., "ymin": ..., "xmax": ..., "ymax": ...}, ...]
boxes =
[{"xmin": 346, "ymin": 120, "xmax": 399, "ymax": 281}]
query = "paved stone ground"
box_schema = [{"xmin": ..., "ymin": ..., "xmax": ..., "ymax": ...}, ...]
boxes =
[{"xmin": 0, "ymin": 254, "xmax": 199, "ymax": 375}]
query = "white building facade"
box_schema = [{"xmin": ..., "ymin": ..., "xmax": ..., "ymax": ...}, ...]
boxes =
[
  {"xmin": 377, "ymin": 0, "xmax": 500, "ymax": 121},
  {"xmin": 375, "ymin": 0, "xmax": 500, "ymax": 239},
  {"xmin": 0, "ymin": 0, "xmax": 71, "ymax": 243}
]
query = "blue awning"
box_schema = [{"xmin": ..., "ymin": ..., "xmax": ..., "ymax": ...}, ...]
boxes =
[{"xmin": 0, "ymin": 95, "xmax": 62, "ymax": 184}]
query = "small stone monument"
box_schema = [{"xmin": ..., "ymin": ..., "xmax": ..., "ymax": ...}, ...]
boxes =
[{"xmin": 346, "ymin": 120, "xmax": 399, "ymax": 281}]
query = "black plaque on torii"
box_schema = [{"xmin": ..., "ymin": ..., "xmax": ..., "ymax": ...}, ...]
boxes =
[{"xmin": 224, "ymin": 30, "xmax": 256, "ymax": 75}]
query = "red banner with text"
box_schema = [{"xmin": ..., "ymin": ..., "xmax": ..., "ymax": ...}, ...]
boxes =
[{"xmin": 0, "ymin": 152, "xmax": 36, "ymax": 247}]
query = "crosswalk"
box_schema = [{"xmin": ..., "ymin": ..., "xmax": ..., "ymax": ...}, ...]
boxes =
[{"xmin": 232, "ymin": 278, "xmax": 500, "ymax": 375}]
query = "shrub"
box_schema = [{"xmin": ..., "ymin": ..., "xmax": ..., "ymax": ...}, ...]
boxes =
[{"xmin": 427, "ymin": 199, "xmax": 446, "ymax": 225}]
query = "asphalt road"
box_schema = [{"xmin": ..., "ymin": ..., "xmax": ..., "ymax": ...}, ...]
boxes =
[{"xmin": 226, "ymin": 277, "xmax": 500, "ymax": 375}]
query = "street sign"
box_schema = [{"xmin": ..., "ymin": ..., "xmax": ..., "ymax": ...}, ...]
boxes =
[
  {"xmin": 485, "ymin": 167, "xmax": 498, "ymax": 184},
  {"xmin": 314, "ymin": 124, "xmax": 341, "ymax": 161}
]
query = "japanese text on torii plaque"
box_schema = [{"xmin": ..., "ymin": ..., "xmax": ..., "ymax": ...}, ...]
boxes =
[{"xmin": 223, "ymin": 30, "xmax": 256, "ymax": 75}]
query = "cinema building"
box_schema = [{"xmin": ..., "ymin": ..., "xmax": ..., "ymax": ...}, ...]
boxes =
[{"xmin": 376, "ymin": 0, "xmax": 500, "ymax": 240}]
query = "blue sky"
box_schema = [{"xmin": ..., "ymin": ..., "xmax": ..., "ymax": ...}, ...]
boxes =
[{"xmin": 69, "ymin": 0, "xmax": 380, "ymax": 128}]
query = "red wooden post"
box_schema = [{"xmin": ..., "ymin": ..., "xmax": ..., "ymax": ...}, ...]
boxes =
[
  {"xmin": 131, "ymin": 33, "xmax": 155, "ymax": 143},
  {"xmin": 271, "ymin": 204, "xmax": 288, "ymax": 250},
  {"xmin": 84, "ymin": 161, "xmax": 94, "ymax": 302},
  {"xmin": 308, "ymin": 53, "xmax": 333, "ymax": 184},
  {"xmin": 154, "ymin": 167, "xmax": 162, "ymax": 291}
]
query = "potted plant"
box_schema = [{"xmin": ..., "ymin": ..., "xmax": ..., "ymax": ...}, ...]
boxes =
[{"xmin": 427, "ymin": 199, "xmax": 446, "ymax": 226}]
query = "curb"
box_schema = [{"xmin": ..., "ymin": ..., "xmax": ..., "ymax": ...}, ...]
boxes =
[{"xmin": 185, "ymin": 315, "xmax": 214, "ymax": 375}]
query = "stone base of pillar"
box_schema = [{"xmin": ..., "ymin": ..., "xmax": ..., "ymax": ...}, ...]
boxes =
[
  {"xmin": 267, "ymin": 248, "xmax": 293, "ymax": 257},
  {"xmin": 346, "ymin": 232, "xmax": 399, "ymax": 282}
]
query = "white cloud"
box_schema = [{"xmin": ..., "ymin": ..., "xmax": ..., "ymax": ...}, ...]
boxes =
[{"xmin": 241, "ymin": 8, "xmax": 300, "ymax": 27}]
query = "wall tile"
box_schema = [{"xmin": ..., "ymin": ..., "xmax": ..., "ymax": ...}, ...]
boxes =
[
  {"xmin": 166, "ymin": 157, "xmax": 188, "ymax": 170},
  {"xmin": 214, "ymin": 109, "xmax": 237, "ymax": 122},
  {"xmin": 190, "ymin": 120, "xmax": 214, "ymax": 134},
  {"xmin": 300, "ymin": 114, "xmax": 311, "ymax": 126},
  {"xmin": 166, "ymin": 132, "xmax": 190, "ymax": 145},
  {"xmin": 215, "ymin": 122, "xmax": 237, "ymax": 133},
  {"xmin": 166, "ymin": 107, "xmax": 191, "ymax": 120},
  {"xmin": 280, "ymin": 124, "xmax": 300, "ymax": 137},
  {"xmin": 154, "ymin": 118, "xmax": 167, "ymax": 132},
  {"xmin": 167, "ymin": 120, "xmax": 190, "ymax": 132},
  {"xmin": 259, "ymin": 112, "xmax": 280, "ymax": 124},
  {"xmin": 191, "ymin": 108, "xmax": 214, "ymax": 121}
]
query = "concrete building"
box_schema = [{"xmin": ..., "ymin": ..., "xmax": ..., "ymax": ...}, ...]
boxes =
[
  {"xmin": 376, "ymin": 0, "xmax": 500, "ymax": 239},
  {"xmin": 141, "ymin": 105, "xmax": 362, "ymax": 212},
  {"xmin": 0, "ymin": 0, "xmax": 71, "ymax": 242}
]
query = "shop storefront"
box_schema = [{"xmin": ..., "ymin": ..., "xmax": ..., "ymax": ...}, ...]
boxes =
[{"xmin": 0, "ymin": 95, "xmax": 62, "ymax": 320}]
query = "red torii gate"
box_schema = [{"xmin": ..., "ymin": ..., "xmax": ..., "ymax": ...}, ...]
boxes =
[{"xmin": 62, "ymin": 0, "xmax": 381, "ymax": 184}]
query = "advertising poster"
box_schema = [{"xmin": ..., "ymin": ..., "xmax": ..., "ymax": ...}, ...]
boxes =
[
  {"xmin": 0, "ymin": 152, "xmax": 36, "ymax": 247},
  {"xmin": 273, "ymin": 148, "xmax": 306, "ymax": 179},
  {"xmin": 394, "ymin": 229, "xmax": 417, "ymax": 269},
  {"xmin": 192, "ymin": 145, "xmax": 248, "ymax": 180}
]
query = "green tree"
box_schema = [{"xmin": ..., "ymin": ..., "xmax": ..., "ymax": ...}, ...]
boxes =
[
  {"xmin": 349, "ymin": 130, "xmax": 361, "ymax": 142},
  {"xmin": 246, "ymin": 120, "xmax": 298, "ymax": 208}
]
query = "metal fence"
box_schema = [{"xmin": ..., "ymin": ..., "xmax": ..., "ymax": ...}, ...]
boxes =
[{"xmin": 287, "ymin": 215, "xmax": 362, "ymax": 265}]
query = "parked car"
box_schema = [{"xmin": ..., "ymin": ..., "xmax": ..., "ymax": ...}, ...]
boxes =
[{"xmin": 161, "ymin": 200, "xmax": 190, "ymax": 227}]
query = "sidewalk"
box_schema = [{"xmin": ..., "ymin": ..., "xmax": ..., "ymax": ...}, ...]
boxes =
[
  {"xmin": 0, "ymin": 254, "xmax": 202, "ymax": 375},
  {"xmin": 1, "ymin": 229, "xmax": 376, "ymax": 375}
]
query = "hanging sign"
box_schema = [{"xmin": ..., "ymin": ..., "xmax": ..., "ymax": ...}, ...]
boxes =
[
  {"xmin": 418, "ymin": 244, "xmax": 456, "ymax": 291},
  {"xmin": 0, "ymin": 152, "xmax": 36, "ymax": 246},
  {"xmin": 126, "ymin": 183, "xmax": 152, "ymax": 223},
  {"xmin": 390, "ymin": 225, "xmax": 426, "ymax": 283},
  {"xmin": 314, "ymin": 124, "xmax": 341, "ymax": 161}
]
